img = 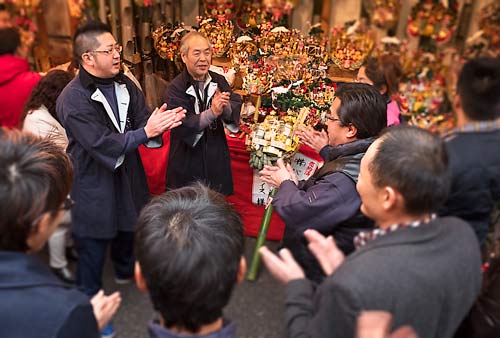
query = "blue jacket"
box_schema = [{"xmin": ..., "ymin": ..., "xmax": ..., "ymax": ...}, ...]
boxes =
[
  {"xmin": 148, "ymin": 319, "xmax": 236, "ymax": 338},
  {"xmin": 57, "ymin": 67, "xmax": 157, "ymax": 238},
  {"xmin": 0, "ymin": 251, "xmax": 99, "ymax": 338}
]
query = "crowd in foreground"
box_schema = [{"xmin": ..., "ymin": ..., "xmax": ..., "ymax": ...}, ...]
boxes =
[{"xmin": 1, "ymin": 11, "xmax": 500, "ymax": 338}]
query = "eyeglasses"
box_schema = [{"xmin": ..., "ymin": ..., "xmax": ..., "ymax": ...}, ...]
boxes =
[
  {"xmin": 324, "ymin": 115, "xmax": 340, "ymax": 122},
  {"xmin": 91, "ymin": 44, "xmax": 122, "ymax": 56},
  {"xmin": 60, "ymin": 197, "xmax": 75, "ymax": 211}
]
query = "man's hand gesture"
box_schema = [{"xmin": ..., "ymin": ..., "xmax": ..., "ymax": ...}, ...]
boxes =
[
  {"xmin": 144, "ymin": 104, "xmax": 186, "ymax": 138},
  {"xmin": 211, "ymin": 90, "xmax": 230, "ymax": 117}
]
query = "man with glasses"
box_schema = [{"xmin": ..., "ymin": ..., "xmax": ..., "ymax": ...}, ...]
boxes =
[
  {"xmin": 56, "ymin": 21, "xmax": 185, "ymax": 337},
  {"xmin": 0, "ymin": 130, "xmax": 122, "ymax": 338},
  {"xmin": 259, "ymin": 83, "xmax": 387, "ymax": 282}
]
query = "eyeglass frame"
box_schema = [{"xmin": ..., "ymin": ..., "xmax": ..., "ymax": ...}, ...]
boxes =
[
  {"xmin": 60, "ymin": 196, "xmax": 75, "ymax": 211},
  {"xmin": 324, "ymin": 115, "xmax": 340, "ymax": 122},
  {"xmin": 89, "ymin": 44, "xmax": 122, "ymax": 56}
]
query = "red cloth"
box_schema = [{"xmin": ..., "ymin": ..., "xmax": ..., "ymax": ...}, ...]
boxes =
[
  {"xmin": 0, "ymin": 55, "xmax": 41, "ymax": 128},
  {"xmin": 139, "ymin": 133, "xmax": 322, "ymax": 241}
]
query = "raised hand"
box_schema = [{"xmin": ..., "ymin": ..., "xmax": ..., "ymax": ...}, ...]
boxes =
[
  {"xmin": 90, "ymin": 290, "xmax": 121, "ymax": 330},
  {"xmin": 144, "ymin": 104, "xmax": 186, "ymax": 138},
  {"xmin": 304, "ymin": 229, "xmax": 345, "ymax": 276},
  {"xmin": 259, "ymin": 246, "xmax": 305, "ymax": 284},
  {"xmin": 296, "ymin": 125, "xmax": 329, "ymax": 153},
  {"xmin": 211, "ymin": 90, "xmax": 230, "ymax": 116}
]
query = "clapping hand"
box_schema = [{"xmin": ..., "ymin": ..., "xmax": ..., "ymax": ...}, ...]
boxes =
[
  {"xmin": 259, "ymin": 158, "xmax": 298, "ymax": 187},
  {"xmin": 144, "ymin": 104, "xmax": 186, "ymax": 138},
  {"xmin": 90, "ymin": 290, "xmax": 121, "ymax": 330},
  {"xmin": 296, "ymin": 125, "xmax": 329, "ymax": 153},
  {"xmin": 211, "ymin": 90, "xmax": 230, "ymax": 116},
  {"xmin": 304, "ymin": 229, "xmax": 345, "ymax": 276},
  {"xmin": 259, "ymin": 247, "xmax": 306, "ymax": 284}
]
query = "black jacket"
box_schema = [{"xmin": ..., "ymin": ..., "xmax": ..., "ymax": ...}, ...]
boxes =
[
  {"xmin": 164, "ymin": 69, "xmax": 241, "ymax": 195},
  {"xmin": 440, "ymin": 128, "xmax": 500, "ymax": 244}
]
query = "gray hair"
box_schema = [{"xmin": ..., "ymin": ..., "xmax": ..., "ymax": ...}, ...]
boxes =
[{"xmin": 179, "ymin": 31, "xmax": 212, "ymax": 56}]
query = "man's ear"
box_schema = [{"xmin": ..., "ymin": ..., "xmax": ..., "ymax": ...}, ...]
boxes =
[
  {"xmin": 236, "ymin": 256, "xmax": 246, "ymax": 284},
  {"xmin": 134, "ymin": 261, "xmax": 148, "ymax": 292},
  {"xmin": 26, "ymin": 212, "xmax": 53, "ymax": 252},
  {"xmin": 346, "ymin": 123, "xmax": 358, "ymax": 139},
  {"xmin": 380, "ymin": 186, "xmax": 398, "ymax": 212},
  {"xmin": 81, "ymin": 53, "xmax": 94, "ymax": 67},
  {"xmin": 180, "ymin": 53, "xmax": 187, "ymax": 64}
]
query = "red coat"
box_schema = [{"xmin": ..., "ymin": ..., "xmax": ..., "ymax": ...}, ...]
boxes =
[{"xmin": 0, "ymin": 55, "xmax": 41, "ymax": 128}]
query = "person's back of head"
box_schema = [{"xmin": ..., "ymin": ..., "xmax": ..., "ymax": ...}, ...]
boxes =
[
  {"xmin": 457, "ymin": 57, "xmax": 500, "ymax": 121},
  {"xmin": 135, "ymin": 183, "xmax": 245, "ymax": 333},
  {"xmin": 73, "ymin": 21, "xmax": 112, "ymax": 64},
  {"xmin": 363, "ymin": 55, "xmax": 403, "ymax": 98},
  {"xmin": 367, "ymin": 126, "xmax": 450, "ymax": 217},
  {"xmin": 335, "ymin": 82, "xmax": 387, "ymax": 139},
  {"xmin": 0, "ymin": 27, "xmax": 21, "ymax": 56},
  {"xmin": 22, "ymin": 69, "xmax": 74, "ymax": 124},
  {"xmin": 0, "ymin": 129, "xmax": 73, "ymax": 252}
]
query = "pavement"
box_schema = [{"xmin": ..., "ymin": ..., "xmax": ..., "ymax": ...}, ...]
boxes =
[{"xmin": 99, "ymin": 237, "xmax": 285, "ymax": 338}]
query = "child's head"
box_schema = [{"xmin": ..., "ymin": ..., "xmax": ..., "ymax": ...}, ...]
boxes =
[{"xmin": 135, "ymin": 183, "xmax": 245, "ymax": 333}]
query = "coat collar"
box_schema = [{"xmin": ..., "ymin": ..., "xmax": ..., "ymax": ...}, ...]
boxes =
[
  {"xmin": 0, "ymin": 251, "xmax": 68, "ymax": 289},
  {"xmin": 148, "ymin": 319, "xmax": 236, "ymax": 338},
  {"xmin": 90, "ymin": 83, "xmax": 130, "ymax": 133},
  {"xmin": 78, "ymin": 65, "xmax": 127, "ymax": 90}
]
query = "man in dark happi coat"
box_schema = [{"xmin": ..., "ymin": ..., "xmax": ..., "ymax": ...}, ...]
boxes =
[
  {"xmin": 164, "ymin": 31, "xmax": 241, "ymax": 195},
  {"xmin": 56, "ymin": 22, "xmax": 184, "ymax": 299}
]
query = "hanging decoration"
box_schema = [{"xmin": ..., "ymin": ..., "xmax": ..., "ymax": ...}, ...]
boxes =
[
  {"xmin": 330, "ymin": 21, "xmax": 374, "ymax": 70},
  {"xmin": 262, "ymin": 0, "xmax": 295, "ymax": 25},
  {"xmin": 152, "ymin": 23, "xmax": 190, "ymax": 70},
  {"xmin": 202, "ymin": 0, "xmax": 235, "ymax": 21},
  {"xmin": 363, "ymin": 0, "xmax": 400, "ymax": 30},
  {"xmin": 197, "ymin": 17, "xmax": 234, "ymax": 57},
  {"xmin": 407, "ymin": 0, "xmax": 458, "ymax": 44},
  {"xmin": 236, "ymin": 0, "xmax": 267, "ymax": 31}
]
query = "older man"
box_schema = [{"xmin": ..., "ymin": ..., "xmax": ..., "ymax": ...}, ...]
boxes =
[
  {"xmin": 260, "ymin": 126, "xmax": 482, "ymax": 338},
  {"xmin": 164, "ymin": 31, "xmax": 241, "ymax": 195},
  {"xmin": 260, "ymin": 83, "xmax": 387, "ymax": 282}
]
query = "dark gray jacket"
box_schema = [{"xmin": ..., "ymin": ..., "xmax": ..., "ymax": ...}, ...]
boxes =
[
  {"xmin": 284, "ymin": 217, "xmax": 482, "ymax": 338},
  {"xmin": 273, "ymin": 138, "xmax": 375, "ymax": 282}
]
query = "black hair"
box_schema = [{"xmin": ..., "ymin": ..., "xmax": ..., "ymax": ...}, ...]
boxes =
[
  {"xmin": 369, "ymin": 126, "xmax": 450, "ymax": 215},
  {"xmin": 21, "ymin": 70, "xmax": 74, "ymax": 126},
  {"xmin": 135, "ymin": 183, "xmax": 244, "ymax": 333},
  {"xmin": 0, "ymin": 129, "xmax": 73, "ymax": 251},
  {"xmin": 0, "ymin": 27, "xmax": 20, "ymax": 55},
  {"xmin": 457, "ymin": 57, "xmax": 500, "ymax": 121},
  {"xmin": 73, "ymin": 21, "xmax": 112, "ymax": 62},
  {"xmin": 335, "ymin": 82, "xmax": 387, "ymax": 139},
  {"xmin": 363, "ymin": 54, "xmax": 403, "ymax": 97}
]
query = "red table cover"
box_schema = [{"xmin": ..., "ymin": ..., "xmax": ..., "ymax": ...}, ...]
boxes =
[{"xmin": 139, "ymin": 132, "xmax": 322, "ymax": 241}]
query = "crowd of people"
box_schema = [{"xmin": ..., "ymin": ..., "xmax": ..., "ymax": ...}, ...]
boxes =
[{"xmin": 0, "ymin": 11, "xmax": 500, "ymax": 338}]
